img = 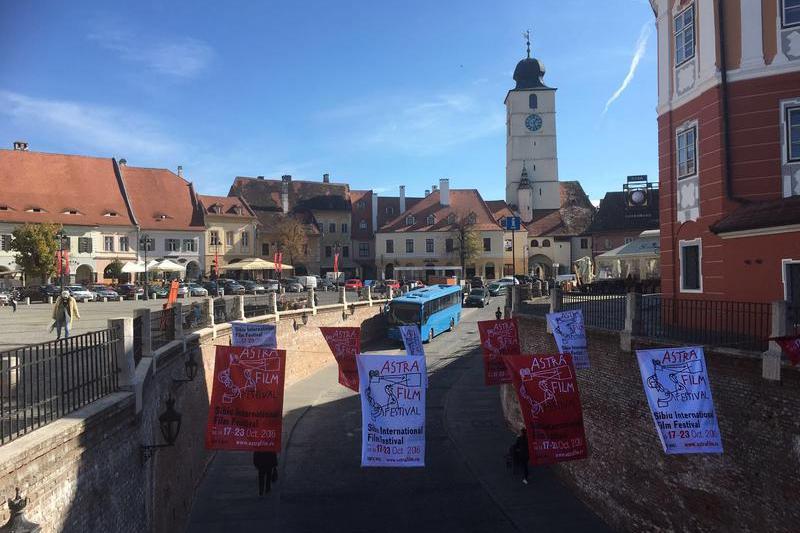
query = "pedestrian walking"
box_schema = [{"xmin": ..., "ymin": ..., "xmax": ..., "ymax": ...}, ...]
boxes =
[
  {"xmin": 253, "ymin": 451, "xmax": 278, "ymax": 496},
  {"xmin": 9, "ymin": 292, "xmax": 17, "ymax": 312},
  {"xmin": 511, "ymin": 428, "xmax": 530, "ymax": 485},
  {"xmin": 51, "ymin": 290, "xmax": 80, "ymax": 339},
  {"xmin": 495, "ymin": 307, "xmax": 502, "ymax": 320}
]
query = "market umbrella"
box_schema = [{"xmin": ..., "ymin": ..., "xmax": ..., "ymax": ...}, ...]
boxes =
[
  {"xmin": 151, "ymin": 259, "xmax": 186, "ymax": 272},
  {"xmin": 121, "ymin": 261, "xmax": 145, "ymax": 274}
]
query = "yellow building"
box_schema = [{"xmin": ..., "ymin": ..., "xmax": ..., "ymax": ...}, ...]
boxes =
[{"xmin": 198, "ymin": 195, "xmax": 258, "ymax": 277}]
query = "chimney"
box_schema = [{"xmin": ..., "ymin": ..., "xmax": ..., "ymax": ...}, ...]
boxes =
[
  {"xmin": 119, "ymin": 158, "xmax": 127, "ymax": 166},
  {"xmin": 425, "ymin": 189, "xmax": 430, "ymax": 197},
  {"xmin": 177, "ymin": 165, "xmax": 183, "ymax": 178},
  {"xmin": 323, "ymin": 173, "xmax": 330, "ymax": 183},
  {"xmin": 12, "ymin": 141, "xmax": 29, "ymax": 151},
  {"xmin": 371, "ymin": 192, "xmax": 379, "ymax": 232},
  {"xmin": 281, "ymin": 175, "xmax": 291, "ymax": 214},
  {"xmin": 432, "ymin": 185, "xmax": 438, "ymax": 192},
  {"xmin": 399, "ymin": 185, "xmax": 406, "ymax": 213},
  {"xmin": 440, "ymin": 178, "xmax": 450, "ymax": 206}
]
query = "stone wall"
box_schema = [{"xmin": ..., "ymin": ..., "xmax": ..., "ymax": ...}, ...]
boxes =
[
  {"xmin": 503, "ymin": 315, "xmax": 800, "ymax": 533},
  {"xmin": 0, "ymin": 300, "xmax": 386, "ymax": 533}
]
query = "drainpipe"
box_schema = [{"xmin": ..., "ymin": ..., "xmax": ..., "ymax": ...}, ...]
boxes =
[{"xmin": 717, "ymin": 0, "xmax": 743, "ymax": 204}]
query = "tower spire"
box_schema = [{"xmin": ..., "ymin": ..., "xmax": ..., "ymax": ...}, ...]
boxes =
[{"xmin": 524, "ymin": 29, "xmax": 531, "ymax": 59}]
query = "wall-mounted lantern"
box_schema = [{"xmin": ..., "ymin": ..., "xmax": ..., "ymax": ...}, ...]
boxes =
[{"xmin": 141, "ymin": 395, "xmax": 182, "ymax": 462}]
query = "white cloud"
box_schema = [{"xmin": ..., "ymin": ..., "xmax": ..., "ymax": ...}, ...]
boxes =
[
  {"xmin": 0, "ymin": 90, "xmax": 181, "ymax": 158},
  {"xmin": 88, "ymin": 28, "xmax": 214, "ymax": 79},
  {"xmin": 603, "ymin": 21, "xmax": 652, "ymax": 114},
  {"xmin": 318, "ymin": 91, "xmax": 504, "ymax": 156}
]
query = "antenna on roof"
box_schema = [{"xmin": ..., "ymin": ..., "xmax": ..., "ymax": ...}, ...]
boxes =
[{"xmin": 523, "ymin": 29, "xmax": 531, "ymax": 59}]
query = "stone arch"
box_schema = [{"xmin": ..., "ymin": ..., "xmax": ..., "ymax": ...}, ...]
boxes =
[
  {"xmin": 185, "ymin": 260, "xmax": 200, "ymax": 280},
  {"xmin": 75, "ymin": 264, "xmax": 94, "ymax": 285}
]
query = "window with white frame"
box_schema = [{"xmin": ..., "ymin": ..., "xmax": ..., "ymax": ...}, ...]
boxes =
[
  {"xmin": 183, "ymin": 239, "xmax": 197, "ymax": 252},
  {"xmin": 677, "ymin": 126, "xmax": 697, "ymax": 179},
  {"xmin": 210, "ymin": 231, "xmax": 220, "ymax": 246},
  {"xmin": 103, "ymin": 236, "xmax": 114, "ymax": 252},
  {"xmin": 405, "ymin": 215, "xmax": 415, "ymax": 226},
  {"xmin": 674, "ymin": 5, "xmax": 695, "ymax": 65},
  {"xmin": 359, "ymin": 219, "xmax": 367, "ymax": 230},
  {"xmin": 406, "ymin": 239, "xmax": 414, "ymax": 253},
  {"xmin": 426, "ymin": 214, "xmax": 435, "ymax": 225},
  {"xmin": 241, "ymin": 231, "xmax": 249, "ymax": 248},
  {"xmin": 78, "ymin": 237, "xmax": 92, "ymax": 254},
  {"xmin": 359, "ymin": 242, "xmax": 369, "ymax": 257},
  {"xmin": 426, "ymin": 239, "xmax": 434, "ymax": 253},
  {"xmin": 166, "ymin": 239, "xmax": 180, "ymax": 252},
  {"xmin": 787, "ymin": 105, "xmax": 800, "ymax": 162},
  {"xmin": 783, "ymin": 0, "xmax": 800, "ymax": 27},
  {"xmin": 680, "ymin": 239, "xmax": 702, "ymax": 292},
  {"xmin": 386, "ymin": 239, "xmax": 394, "ymax": 253},
  {"xmin": 119, "ymin": 236, "xmax": 129, "ymax": 251},
  {"xmin": 341, "ymin": 223, "xmax": 348, "ymax": 233},
  {"xmin": 226, "ymin": 231, "xmax": 234, "ymax": 246}
]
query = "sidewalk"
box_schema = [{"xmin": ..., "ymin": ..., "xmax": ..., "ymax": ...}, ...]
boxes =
[{"xmin": 444, "ymin": 350, "xmax": 612, "ymax": 532}]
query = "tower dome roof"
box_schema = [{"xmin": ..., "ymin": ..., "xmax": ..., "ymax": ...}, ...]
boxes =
[{"xmin": 513, "ymin": 57, "xmax": 548, "ymax": 90}]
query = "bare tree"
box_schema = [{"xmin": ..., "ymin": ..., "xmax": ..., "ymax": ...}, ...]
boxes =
[
  {"xmin": 452, "ymin": 213, "xmax": 482, "ymax": 277},
  {"xmin": 273, "ymin": 215, "xmax": 308, "ymax": 266}
]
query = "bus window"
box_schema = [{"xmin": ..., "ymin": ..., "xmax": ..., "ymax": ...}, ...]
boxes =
[{"xmin": 389, "ymin": 302, "xmax": 421, "ymax": 325}]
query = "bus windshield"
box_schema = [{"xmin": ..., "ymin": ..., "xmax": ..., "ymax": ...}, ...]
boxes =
[{"xmin": 388, "ymin": 302, "xmax": 421, "ymax": 325}]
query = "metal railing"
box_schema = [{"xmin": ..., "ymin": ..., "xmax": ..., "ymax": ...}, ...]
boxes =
[
  {"xmin": 244, "ymin": 295, "xmax": 272, "ymax": 318},
  {"xmin": 517, "ymin": 300, "xmax": 550, "ymax": 317},
  {"xmin": 0, "ymin": 328, "xmax": 120, "ymax": 445},
  {"xmin": 182, "ymin": 300, "xmax": 210, "ymax": 332},
  {"xmin": 133, "ymin": 315, "xmax": 143, "ymax": 366},
  {"xmin": 640, "ymin": 295, "xmax": 772, "ymax": 352},
  {"xmin": 150, "ymin": 308, "xmax": 175, "ymax": 349},
  {"xmin": 213, "ymin": 297, "xmax": 237, "ymax": 324},
  {"xmin": 562, "ymin": 292, "xmax": 626, "ymax": 331}
]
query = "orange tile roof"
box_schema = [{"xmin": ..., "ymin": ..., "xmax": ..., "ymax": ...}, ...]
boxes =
[
  {"xmin": 379, "ymin": 189, "xmax": 501, "ymax": 232},
  {"xmin": 198, "ymin": 194, "xmax": 256, "ymax": 219},
  {"xmin": 119, "ymin": 166, "xmax": 204, "ymax": 231},
  {"xmin": 0, "ymin": 149, "xmax": 134, "ymax": 227}
]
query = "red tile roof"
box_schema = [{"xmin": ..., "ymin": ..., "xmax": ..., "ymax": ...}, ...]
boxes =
[
  {"xmin": 119, "ymin": 166, "xmax": 204, "ymax": 231},
  {"xmin": 377, "ymin": 196, "xmax": 422, "ymax": 228},
  {"xmin": 379, "ymin": 189, "xmax": 501, "ymax": 232},
  {"xmin": 710, "ymin": 196, "xmax": 800, "ymax": 234},
  {"xmin": 230, "ymin": 176, "xmax": 351, "ymax": 211},
  {"xmin": 0, "ymin": 149, "xmax": 134, "ymax": 227},
  {"xmin": 198, "ymin": 194, "xmax": 256, "ymax": 219},
  {"xmin": 527, "ymin": 181, "xmax": 595, "ymax": 237}
]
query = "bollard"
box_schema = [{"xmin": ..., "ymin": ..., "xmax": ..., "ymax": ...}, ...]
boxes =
[
  {"xmin": 108, "ymin": 317, "xmax": 135, "ymax": 389},
  {"xmin": 134, "ymin": 293, "xmax": 139, "ymax": 301},
  {"xmin": 366, "ymin": 285, "xmax": 372, "ymax": 306},
  {"xmin": 270, "ymin": 292, "xmax": 280, "ymax": 322},
  {"xmin": 48, "ymin": 296, "xmax": 53, "ymax": 304},
  {"xmin": 103, "ymin": 297, "xmax": 108, "ymax": 303},
  {"xmin": 24, "ymin": 297, "xmax": 30, "ymax": 305}
]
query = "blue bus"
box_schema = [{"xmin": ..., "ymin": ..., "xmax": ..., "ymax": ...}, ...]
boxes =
[{"xmin": 387, "ymin": 284, "xmax": 463, "ymax": 343}]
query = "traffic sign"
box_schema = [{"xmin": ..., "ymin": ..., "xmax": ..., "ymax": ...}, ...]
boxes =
[{"xmin": 504, "ymin": 216, "xmax": 521, "ymax": 231}]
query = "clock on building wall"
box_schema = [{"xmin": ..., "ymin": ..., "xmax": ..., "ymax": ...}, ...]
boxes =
[{"xmin": 525, "ymin": 113, "xmax": 543, "ymax": 132}]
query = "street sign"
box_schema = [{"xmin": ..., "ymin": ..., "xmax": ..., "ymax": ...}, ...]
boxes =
[
  {"xmin": 627, "ymin": 175, "xmax": 648, "ymax": 183},
  {"xmin": 504, "ymin": 216, "xmax": 521, "ymax": 231}
]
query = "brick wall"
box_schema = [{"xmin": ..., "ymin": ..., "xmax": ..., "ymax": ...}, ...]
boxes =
[
  {"xmin": 503, "ymin": 315, "xmax": 800, "ymax": 532},
  {"xmin": 0, "ymin": 302, "xmax": 386, "ymax": 533}
]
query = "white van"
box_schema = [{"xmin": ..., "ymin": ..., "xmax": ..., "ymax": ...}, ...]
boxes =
[{"xmin": 295, "ymin": 275, "xmax": 318, "ymax": 289}]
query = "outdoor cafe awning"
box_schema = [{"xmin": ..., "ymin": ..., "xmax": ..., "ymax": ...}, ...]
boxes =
[
  {"xmin": 151, "ymin": 259, "xmax": 186, "ymax": 272},
  {"xmin": 220, "ymin": 258, "xmax": 294, "ymax": 271}
]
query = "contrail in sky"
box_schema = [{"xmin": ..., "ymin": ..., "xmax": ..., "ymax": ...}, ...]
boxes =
[{"xmin": 603, "ymin": 22, "xmax": 652, "ymax": 114}]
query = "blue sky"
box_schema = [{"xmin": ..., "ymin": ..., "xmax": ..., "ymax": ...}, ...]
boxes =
[{"xmin": 0, "ymin": 0, "xmax": 657, "ymax": 204}]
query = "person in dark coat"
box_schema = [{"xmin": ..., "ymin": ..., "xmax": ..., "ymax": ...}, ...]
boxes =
[
  {"xmin": 512, "ymin": 428, "xmax": 530, "ymax": 485},
  {"xmin": 253, "ymin": 451, "xmax": 278, "ymax": 496}
]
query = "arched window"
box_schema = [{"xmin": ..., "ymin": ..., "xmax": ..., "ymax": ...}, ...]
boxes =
[
  {"xmin": 359, "ymin": 219, "xmax": 367, "ymax": 230},
  {"xmin": 405, "ymin": 215, "xmax": 415, "ymax": 226},
  {"xmin": 467, "ymin": 212, "xmax": 477, "ymax": 224},
  {"xmin": 426, "ymin": 214, "xmax": 435, "ymax": 225},
  {"xmin": 447, "ymin": 213, "xmax": 456, "ymax": 224},
  {"xmin": 529, "ymin": 94, "xmax": 538, "ymax": 109},
  {"xmin": 531, "ymin": 239, "xmax": 539, "ymax": 247},
  {"xmin": 542, "ymin": 239, "xmax": 551, "ymax": 247}
]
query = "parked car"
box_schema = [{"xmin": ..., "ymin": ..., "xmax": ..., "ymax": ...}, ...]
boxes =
[
  {"xmin": 148, "ymin": 285, "xmax": 169, "ymax": 299},
  {"xmin": 469, "ymin": 276, "xmax": 484, "ymax": 289},
  {"xmin": 384, "ymin": 279, "xmax": 401, "ymax": 290},
  {"xmin": 344, "ymin": 278, "xmax": 363, "ymax": 290},
  {"xmin": 316, "ymin": 277, "xmax": 335, "ymax": 291},
  {"xmin": 295, "ymin": 275, "xmax": 318, "ymax": 290},
  {"xmin": 203, "ymin": 281, "xmax": 224, "ymax": 297},
  {"xmin": 186, "ymin": 283, "xmax": 208, "ymax": 297},
  {"xmin": 89, "ymin": 284, "xmax": 121, "ymax": 301},
  {"xmin": 487, "ymin": 281, "xmax": 511, "ymax": 297},
  {"xmin": 514, "ymin": 274, "xmax": 536, "ymax": 285},
  {"xmin": 499, "ymin": 276, "xmax": 521, "ymax": 285},
  {"xmin": 176, "ymin": 284, "xmax": 190, "ymax": 297},
  {"xmin": 116, "ymin": 283, "xmax": 145, "ymax": 299},
  {"xmin": 282, "ymin": 278, "xmax": 304, "ymax": 292},
  {"xmin": 67, "ymin": 285, "xmax": 95, "ymax": 302},
  {"xmin": 0, "ymin": 293, "xmax": 9, "ymax": 305},
  {"xmin": 464, "ymin": 288, "xmax": 490, "ymax": 308},
  {"xmin": 222, "ymin": 280, "xmax": 246, "ymax": 295},
  {"xmin": 240, "ymin": 280, "xmax": 267, "ymax": 294},
  {"xmin": 262, "ymin": 279, "xmax": 280, "ymax": 292}
]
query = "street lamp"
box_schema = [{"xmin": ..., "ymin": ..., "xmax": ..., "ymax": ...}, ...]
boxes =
[
  {"xmin": 140, "ymin": 234, "xmax": 152, "ymax": 300},
  {"xmin": 55, "ymin": 229, "xmax": 68, "ymax": 292},
  {"xmin": 0, "ymin": 488, "xmax": 41, "ymax": 533},
  {"xmin": 141, "ymin": 395, "xmax": 182, "ymax": 462}
]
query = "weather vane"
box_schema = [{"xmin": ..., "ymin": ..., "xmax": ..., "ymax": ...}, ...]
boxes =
[{"xmin": 523, "ymin": 29, "xmax": 531, "ymax": 58}]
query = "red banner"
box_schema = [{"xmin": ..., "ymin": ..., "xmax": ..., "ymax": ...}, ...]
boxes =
[
  {"xmin": 55, "ymin": 250, "xmax": 70, "ymax": 276},
  {"xmin": 205, "ymin": 345, "xmax": 286, "ymax": 452},
  {"xmin": 213, "ymin": 251, "xmax": 219, "ymax": 277},
  {"xmin": 503, "ymin": 354, "xmax": 588, "ymax": 465},
  {"xmin": 477, "ymin": 318, "xmax": 521, "ymax": 385},
  {"xmin": 333, "ymin": 252, "xmax": 340, "ymax": 274},
  {"xmin": 320, "ymin": 327, "xmax": 361, "ymax": 391},
  {"xmin": 773, "ymin": 335, "xmax": 800, "ymax": 366},
  {"xmin": 274, "ymin": 252, "xmax": 283, "ymax": 274}
]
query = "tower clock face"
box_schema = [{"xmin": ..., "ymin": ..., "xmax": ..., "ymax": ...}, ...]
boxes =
[{"xmin": 525, "ymin": 113, "xmax": 543, "ymax": 132}]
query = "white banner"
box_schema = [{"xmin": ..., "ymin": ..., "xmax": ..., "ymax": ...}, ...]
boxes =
[
  {"xmin": 231, "ymin": 322, "xmax": 277, "ymax": 348},
  {"xmin": 357, "ymin": 354, "xmax": 426, "ymax": 467},
  {"xmin": 636, "ymin": 346, "xmax": 723, "ymax": 454},
  {"xmin": 399, "ymin": 325, "xmax": 425, "ymax": 356},
  {"xmin": 547, "ymin": 310, "xmax": 590, "ymax": 369}
]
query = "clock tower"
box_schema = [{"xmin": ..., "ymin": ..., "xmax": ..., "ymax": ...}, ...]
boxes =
[{"xmin": 505, "ymin": 33, "xmax": 560, "ymax": 222}]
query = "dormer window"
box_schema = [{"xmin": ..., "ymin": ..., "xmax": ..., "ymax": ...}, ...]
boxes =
[
  {"xmin": 447, "ymin": 213, "xmax": 456, "ymax": 224},
  {"xmin": 467, "ymin": 212, "xmax": 477, "ymax": 224},
  {"xmin": 426, "ymin": 214, "xmax": 436, "ymax": 225},
  {"xmin": 233, "ymin": 206, "xmax": 242, "ymax": 215},
  {"xmin": 357, "ymin": 200, "xmax": 366, "ymax": 209},
  {"xmin": 211, "ymin": 205, "xmax": 222, "ymax": 214},
  {"xmin": 0, "ymin": 205, "xmax": 9, "ymax": 211},
  {"xmin": 103, "ymin": 211, "xmax": 119, "ymax": 217},
  {"xmin": 26, "ymin": 207, "xmax": 45, "ymax": 213},
  {"xmin": 405, "ymin": 215, "xmax": 416, "ymax": 226},
  {"xmin": 386, "ymin": 207, "xmax": 394, "ymax": 215},
  {"xmin": 155, "ymin": 213, "xmax": 171, "ymax": 221}
]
